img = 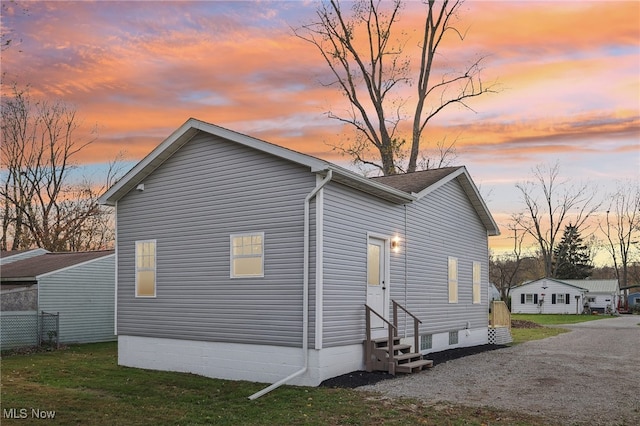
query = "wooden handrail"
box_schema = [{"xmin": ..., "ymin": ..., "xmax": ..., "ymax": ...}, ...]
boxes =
[
  {"xmin": 392, "ymin": 300, "xmax": 422, "ymax": 357},
  {"xmin": 364, "ymin": 304, "xmax": 397, "ymax": 374}
]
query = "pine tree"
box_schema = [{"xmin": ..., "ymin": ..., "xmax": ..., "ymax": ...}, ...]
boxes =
[{"xmin": 553, "ymin": 224, "xmax": 593, "ymax": 279}]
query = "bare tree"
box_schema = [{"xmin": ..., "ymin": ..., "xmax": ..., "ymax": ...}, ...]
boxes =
[
  {"xmin": 1, "ymin": 85, "xmax": 119, "ymax": 251},
  {"xmin": 514, "ymin": 162, "xmax": 601, "ymax": 278},
  {"xmin": 489, "ymin": 216, "xmax": 542, "ymax": 301},
  {"xmin": 295, "ymin": 0, "xmax": 496, "ymax": 175},
  {"xmin": 600, "ymin": 181, "xmax": 640, "ymax": 295}
]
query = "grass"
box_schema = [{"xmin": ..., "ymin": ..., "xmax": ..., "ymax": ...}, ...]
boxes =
[
  {"xmin": 1, "ymin": 342, "xmax": 553, "ymax": 425},
  {"xmin": 509, "ymin": 313, "xmax": 612, "ymax": 344},
  {"xmin": 511, "ymin": 313, "xmax": 613, "ymax": 325}
]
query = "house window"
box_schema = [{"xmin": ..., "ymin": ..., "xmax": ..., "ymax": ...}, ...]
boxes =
[
  {"xmin": 522, "ymin": 294, "xmax": 538, "ymax": 304},
  {"xmin": 230, "ymin": 232, "xmax": 264, "ymax": 278},
  {"xmin": 420, "ymin": 334, "xmax": 432, "ymax": 351},
  {"xmin": 448, "ymin": 257, "xmax": 458, "ymax": 303},
  {"xmin": 552, "ymin": 293, "xmax": 570, "ymax": 304},
  {"xmin": 135, "ymin": 240, "xmax": 156, "ymax": 297},
  {"xmin": 587, "ymin": 297, "xmax": 596, "ymax": 303},
  {"xmin": 449, "ymin": 331, "xmax": 458, "ymax": 345},
  {"xmin": 472, "ymin": 262, "xmax": 481, "ymax": 304}
]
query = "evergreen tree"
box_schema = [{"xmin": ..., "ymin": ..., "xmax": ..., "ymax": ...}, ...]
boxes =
[{"xmin": 553, "ymin": 224, "xmax": 593, "ymax": 279}]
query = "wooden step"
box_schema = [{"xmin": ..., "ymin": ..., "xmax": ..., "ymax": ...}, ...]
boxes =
[
  {"xmin": 371, "ymin": 336, "xmax": 401, "ymax": 346},
  {"xmin": 394, "ymin": 352, "xmax": 423, "ymax": 362},
  {"xmin": 395, "ymin": 359, "xmax": 434, "ymax": 374},
  {"xmin": 374, "ymin": 343, "xmax": 411, "ymax": 353}
]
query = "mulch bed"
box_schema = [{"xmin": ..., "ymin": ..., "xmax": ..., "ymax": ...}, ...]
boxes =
[
  {"xmin": 511, "ymin": 320, "xmax": 544, "ymax": 329},
  {"xmin": 320, "ymin": 344, "xmax": 507, "ymax": 388}
]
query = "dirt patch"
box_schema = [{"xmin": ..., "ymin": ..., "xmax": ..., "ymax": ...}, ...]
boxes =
[{"xmin": 511, "ymin": 319, "xmax": 544, "ymax": 328}]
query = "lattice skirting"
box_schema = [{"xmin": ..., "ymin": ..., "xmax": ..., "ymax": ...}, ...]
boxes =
[{"xmin": 488, "ymin": 326, "xmax": 513, "ymax": 345}]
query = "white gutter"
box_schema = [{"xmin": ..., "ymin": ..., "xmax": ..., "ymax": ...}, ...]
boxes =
[{"xmin": 249, "ymin": 169, "xmax": 333, "ymax": 400}]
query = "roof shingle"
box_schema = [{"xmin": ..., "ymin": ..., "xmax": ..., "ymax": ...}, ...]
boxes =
[
  {"xmin": 1, "ymin": 251, "xmax": 114, "ymax": 280},
  {"xmin": 369, "ymin": 167, "xmax": 463, "ymax": 194}
]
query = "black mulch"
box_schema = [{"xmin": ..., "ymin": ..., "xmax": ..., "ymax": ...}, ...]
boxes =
[{"xmin": 319, "ymin": 344, "xmax": 507, "ymax": 389}]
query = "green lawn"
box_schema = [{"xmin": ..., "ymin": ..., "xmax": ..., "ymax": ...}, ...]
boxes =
[
  {"xmin": 512, "ymin": 313, "xmax": 613, "ymax": 325},
  {"xmin": 509, "ymin": 313, "xmax": 613, "ymax": 344},
  {"xmin": 1, "ymin": 342, "xmax": 553, "ymax": 425}
]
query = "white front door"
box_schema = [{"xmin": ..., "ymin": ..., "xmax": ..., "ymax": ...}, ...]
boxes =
[{"xmin": 367, "ymin": 237, "xmax": 387, "ymax": 329}]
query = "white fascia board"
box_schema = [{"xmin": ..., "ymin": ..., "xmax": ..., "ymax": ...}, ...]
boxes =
[
  {"xmin": 36, "ymin": 254, "xmax": 115, "ymax": 280},
  {"xmin": 516, "ymin": 277, "xmax": 588, "ymax": 291},
  {"xmin": 192, "ymin": 120, "xmax": 329, "ymax": 172},
  {"xmin": 415, "ymin": 166, "xmax": 500, "ymax": 236},
  {"xmin": 99, "ymin": 121, "xmax": 200, "ymax": 205},
  {"xmin": 99, "ymin": 118, "xmax": 329, "ymax": 206}
]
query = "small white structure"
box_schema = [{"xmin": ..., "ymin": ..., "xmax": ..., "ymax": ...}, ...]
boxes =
[
  {"xmin": 510, "ymin": 278, "xmax": 620, "ymax": 314},
  {"xmin": 563, "ymin": 279, "xmax": 619, "ymax": 314}
]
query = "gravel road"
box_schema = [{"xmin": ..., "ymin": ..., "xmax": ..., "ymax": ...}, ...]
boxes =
[{"xmin": 359, "ymin": 316, "xmax": 640, "ymax": 425}]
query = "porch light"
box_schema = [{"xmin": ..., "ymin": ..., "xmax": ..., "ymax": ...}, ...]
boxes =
[{"xmin": 391, "ymin": 237, "xmax": 400, "ymax": 252}]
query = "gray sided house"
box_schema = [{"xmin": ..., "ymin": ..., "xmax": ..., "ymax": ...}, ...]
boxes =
[
  {"xmin": 1, "ymin": 251, "xmax": 116, "ymax": 344},
  {"xmin": 99, "ymin": 118, "xmax": 500, "ymax": 386}
]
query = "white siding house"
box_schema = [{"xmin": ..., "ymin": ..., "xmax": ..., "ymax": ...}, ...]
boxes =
[
  {"xmin": 510, "ymin": 278, "xmax": 620, "ymax": 314},
  {"xmin": 99, "ymin": 118, "xmax": 500, "ymax": 387},
  {"xmin": 0, "ymin": 251, "xmax": 116, "ymax": 344}
]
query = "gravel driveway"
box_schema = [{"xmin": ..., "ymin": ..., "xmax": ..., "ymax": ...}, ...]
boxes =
[{"xmin": 359, "ymin": 316, "xmax": 640, "ymax": 425}]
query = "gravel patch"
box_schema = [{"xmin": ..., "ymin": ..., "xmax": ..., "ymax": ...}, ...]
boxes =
[{"xmin": 358, "ymin": 316, "xmax": 640, "ymax": 426}]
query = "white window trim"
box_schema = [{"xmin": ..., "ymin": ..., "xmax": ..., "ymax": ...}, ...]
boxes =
[
  {"xmin": 448, "ymin": 256, "xmax": 458, "ymax": 304},
  {"xmin": 472, "ymin": 261, "xmax": 481, "ymax": 304},
  {"xmin": 135, "ymin": 240, "xmax": 156, "ymax": 298},
  {"xmin": 230, "ymin": 232, "xmax": 265, "ymax": 278}
]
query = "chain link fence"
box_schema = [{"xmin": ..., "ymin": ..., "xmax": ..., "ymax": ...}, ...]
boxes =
[{"xmin": 0, "ymin": 311, "xmax": 59, "ymax": 351}]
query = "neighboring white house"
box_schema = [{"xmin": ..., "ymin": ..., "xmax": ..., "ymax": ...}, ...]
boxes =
[
  {"xmin": 1, "ymin": 250, "xmax": 116, "ymax": 345},
  {"xmin": 510, "ymin": 278, "xmax": 620, "ymax": 314},
  {"xmin": 98, "ymin": 118, "xmax": 500, "ymax": 387}
]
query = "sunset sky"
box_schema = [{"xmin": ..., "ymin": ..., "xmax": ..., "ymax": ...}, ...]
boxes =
[{"xmin": 2, "ymin": 0, "xmax": 639, "ymax": 260}]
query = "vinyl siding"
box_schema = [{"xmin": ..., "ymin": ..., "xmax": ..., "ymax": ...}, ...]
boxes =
[
  {"xmin": 404, "ymin": 177, "xmax": 490, "ymax": 335},
  {"xmin": 116, "ymin": 132, "xmax": 316, "ymax": 347},
  {"xmin": 322, "ymin": 176, "xmax": 490, "ymax": 347},
  {"xmin": 38, "ymin": 256, "xmax": 115, "ymax": 343},
  {"xmin": 322, "ymin": 181, "xmax": 405, "ymax": 346}
]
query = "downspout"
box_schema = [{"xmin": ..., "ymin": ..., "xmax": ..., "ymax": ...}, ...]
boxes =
[
  {"xmin": 404, "ymin": 204, "xmax": 408, "ymax": 338},
  {"xmin": 249, "ymin": 169, "xmax": 333, "ymax": 400}
]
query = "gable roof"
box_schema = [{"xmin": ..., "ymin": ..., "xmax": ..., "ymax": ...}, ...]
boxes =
[
  {"xmin": 372, "ymin": 167, "xmax": 498, "ymax": 235},
  {"xmin": 516, "ymin": 278, "xmax": 621, "ymax": 293},
  {"xmin": 99, "ymin": 118, "xmax": 414, "ymax": 205},
  {"xmin": 515, "ymin": 277, "xmax": 589, "ymax": 291},
  {"xmin": 98, "ymin": 118, "xmax": 498, "ymax": 235},
  {"xmin": 0, "ymin": 250, "xmax": 114, "ymax": 282}
]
